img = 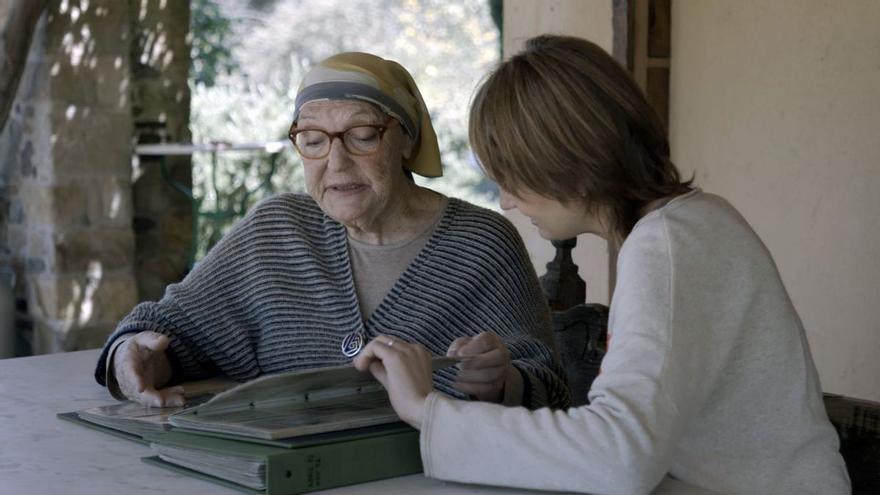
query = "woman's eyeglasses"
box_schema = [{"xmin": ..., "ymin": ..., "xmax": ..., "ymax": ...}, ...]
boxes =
[{"xmin": 289, "ymin": 119, "xmax": 396, "ymax": 159}]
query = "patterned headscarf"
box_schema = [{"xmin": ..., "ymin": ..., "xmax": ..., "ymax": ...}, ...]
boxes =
[{"xmin": 293, "ymin": 52, "xmax": 442, "ymax": 178}]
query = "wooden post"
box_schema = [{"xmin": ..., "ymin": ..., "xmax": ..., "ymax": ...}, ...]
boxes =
[{"xmin": 540, "ymin": 238, "xmax": 586, "ymax": 311}]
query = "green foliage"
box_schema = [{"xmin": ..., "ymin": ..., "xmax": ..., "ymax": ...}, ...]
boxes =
[
  {"xmin": 188, "ymin": 82, "xmax": 303, "ymax": 258},
  {"xmin": 190, "ymin": 0, "xmax": 239, "ymax": 87}
]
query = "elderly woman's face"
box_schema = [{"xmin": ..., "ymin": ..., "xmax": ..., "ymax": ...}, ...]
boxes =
[{"xmin": 295, "ymin": 100, "xmax": 412, "ymax": 228}]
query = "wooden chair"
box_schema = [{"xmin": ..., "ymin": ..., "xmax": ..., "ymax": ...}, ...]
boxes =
[
  {"xmin": 823, "ymin": 394, "xmax": 880, "ymax": 494},
  {"xmin": 539, "ymin": 238, "xmax": 608, "ymax": 407},
  {"xmin": 551, "ymin": 302, "xmax": 608, "ymax": 407}
]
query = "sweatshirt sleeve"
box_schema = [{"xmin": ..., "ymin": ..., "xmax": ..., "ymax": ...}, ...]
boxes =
[{"xmin": 419, "ymin": 217, "xmax": 723, "ymax": 494}]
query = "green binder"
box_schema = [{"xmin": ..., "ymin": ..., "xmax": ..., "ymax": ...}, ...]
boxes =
[
  {"xmin": 143, "ymin": 425, "xmax": 423, "ymax": 494},
  {"xmin": 57, "ymin": 411, "xmax": 149, "ymax": 445},
  {"xmin": 60, "ymin": 359, "xmax": 457, "ymax": 493}
]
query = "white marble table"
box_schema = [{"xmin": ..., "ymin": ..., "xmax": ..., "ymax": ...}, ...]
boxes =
[{"xmin": 0, "ymin": 350, "xmax": 712, "ymax": 495}]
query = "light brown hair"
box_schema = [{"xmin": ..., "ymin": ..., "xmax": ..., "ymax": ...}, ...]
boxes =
[{"xmin": 469, "ymin": 34, "xmax": 691, "ymax": 242}]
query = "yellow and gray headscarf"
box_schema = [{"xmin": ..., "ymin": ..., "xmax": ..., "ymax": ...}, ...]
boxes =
[{"xmin": 293, "ymin": 52, "xmax": 442, "ymax": 178}]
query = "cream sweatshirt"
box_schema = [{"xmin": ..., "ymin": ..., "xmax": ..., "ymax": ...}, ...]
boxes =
[{"xmin": 419, "ymin": 190, "xmax": 849, "ymax": 494}]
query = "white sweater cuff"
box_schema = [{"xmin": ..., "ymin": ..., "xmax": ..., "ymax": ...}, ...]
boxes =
[{"xmin": 419, "ymin": 392, "xmax": 442, "ymax": 478}]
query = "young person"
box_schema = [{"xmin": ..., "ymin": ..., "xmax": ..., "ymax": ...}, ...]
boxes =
[{"xmin": 353, "ymin": 35, "xmax": 850, "ymax": 494}]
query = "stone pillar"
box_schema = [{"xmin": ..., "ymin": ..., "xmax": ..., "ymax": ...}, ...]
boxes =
[
  {"xmin": 129, "ymin": 0, "xmax": 193, "ymax": 302},
  {"xmin": 0, "ymin": 1, "xmax": 139, "ymax": 353}
]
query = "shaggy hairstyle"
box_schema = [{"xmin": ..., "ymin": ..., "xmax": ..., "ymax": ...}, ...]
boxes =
[{"xmin": 469, "ymin": 34, "xmax": 691, "ymax": 242}]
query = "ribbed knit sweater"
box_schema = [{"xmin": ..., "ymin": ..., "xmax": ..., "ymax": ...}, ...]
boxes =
[{"xmin": 94, "ymin": 193, "xmax": 570, "ymax": 408}]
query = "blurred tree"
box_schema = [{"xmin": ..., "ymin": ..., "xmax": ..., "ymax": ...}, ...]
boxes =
[{"xmin": 190, "ymin": 0, "xmax": 239, "ymax": 87}]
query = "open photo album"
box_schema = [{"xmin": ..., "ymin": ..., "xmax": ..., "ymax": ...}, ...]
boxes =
[{"xmin": 59, "ymin": 356, "xmax": 459, "ymax": 494}]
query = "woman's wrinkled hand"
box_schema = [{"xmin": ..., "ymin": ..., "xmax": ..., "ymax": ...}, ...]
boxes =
[
  {"xmin": 352, "ymin": 335, "xmax": 434, "ymax": 429},
  {"xmin": 446, "ymin": 330, "xmax": 519, "ymax": 404},
  {"xmin": 113, "ymin": 331, "xmax": 183, "ymax": 408}
]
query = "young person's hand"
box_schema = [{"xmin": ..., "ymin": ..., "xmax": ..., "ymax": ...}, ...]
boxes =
[
  {"xmin": 113, "ymin": 331, "xmax": 184, "ymax": 407},
  {"xmin": 447, "ymin": 330, "xmax": 521, "ymax": 404},
  {"xmin": 353, "ymin": 336, "xmax": 434, "ymax": 429}
]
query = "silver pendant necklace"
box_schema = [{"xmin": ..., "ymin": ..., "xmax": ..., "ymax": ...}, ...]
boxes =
[{"xmin": 341, "ymin": 330, "xmax": 365, "ymax": 357}]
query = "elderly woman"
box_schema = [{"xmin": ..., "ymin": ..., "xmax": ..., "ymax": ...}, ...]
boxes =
[{"xmin": 94, "ymin": 52, "xmax": 568, "ymax": 412}]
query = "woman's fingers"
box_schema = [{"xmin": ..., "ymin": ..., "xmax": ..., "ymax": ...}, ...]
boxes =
[
  {"xmin": 117, "ymin": 359, "xmax": 140, "ymax": 399},
  {"xmin": 109, "ymin": 332, "xmax": 181, "ymax": 408},
  {"xmin": 458, "ymin": 347, "xmax": 507, "ymax": 370},
  {"xmin": 113, "ymin": 331, "xmax": 175, "ymax": 404},
  {"xmin": 352, "ymin": 336, "xmax": 394, "ymax": 371},
  {"xmin": 133, "ymin": 331, "xmax": 170, "ymax": 352},
  {"xmin": 446, "ymin": 336, "xmax": 471, "ymax": 357},
  {"xmin": 116, "ymin": 339, "xmax": 149, "ymax": 394},
  {"xmin": 454, "ymin": 331, "xmax": 502, "ymax": 356},
  {"xmin": 451, "ymin": 332, "xmax": 510, "ymax": 367},
  {"xmin": 154, "ymin": 385, "xmax": 186, "ymax": 408},
  {"xmin": 456, "ymin": 364, "xmax": 508, "ymax": 383},
  {"xmin": 367, "ymin": 360, "xmax": 388, "ymax": 387},
  {"xmin": 135, "ymin": 388, "xmax": 162, "ymax": 408},
  {"xmin": 353, "ymin": 335, "xmax": 434, "ymax": 429},
  {"xmin": 453, "ymin": 380, "xmax": 499, "ymax": 398},
  {"xmin": 446, "ymin": 331, "xmax": 512, "ymax": 403},
  {"xmin": 136, "ymin": 385, "xmax": 184, "ymax": 408},
  {"xmin": 454, "ymin": 362, "xmax": 507, "ymax": 401}
]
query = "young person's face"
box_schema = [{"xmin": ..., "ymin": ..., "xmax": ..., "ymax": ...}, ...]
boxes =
[{"xmin": 498, "ymin": 187, "xmax": 608, "ymax": 240}]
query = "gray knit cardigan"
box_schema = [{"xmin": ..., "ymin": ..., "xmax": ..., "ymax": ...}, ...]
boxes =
[{"xmin": 94, "ymin": 194, "xmax": 570, "ymax": 408}]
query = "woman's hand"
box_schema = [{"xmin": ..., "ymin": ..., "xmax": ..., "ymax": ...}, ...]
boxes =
[
  {"xmin": 447, "ymin": 330, "xmax": 520, "ymax": 404},
  {"xmin": 352, "ymin": 336, "xmax": 434, "ymax": 429},
  {"xmin": 113, "ymin": 331, "xmax": 184, "ymax": 408}
]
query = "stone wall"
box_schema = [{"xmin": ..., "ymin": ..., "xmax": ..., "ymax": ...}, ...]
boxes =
[
  {"xmin": 0, "ymin": 0, "xmax": 193, "ymax": 353},
  {"xmin": 0, "ymin": 1, "xmax": 139, "ymax": 353}
]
